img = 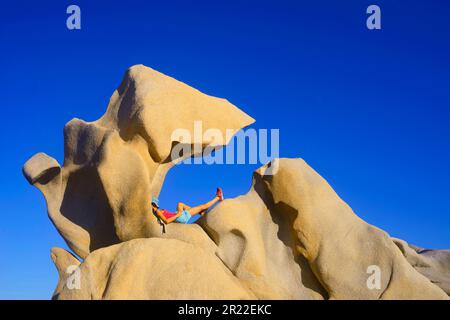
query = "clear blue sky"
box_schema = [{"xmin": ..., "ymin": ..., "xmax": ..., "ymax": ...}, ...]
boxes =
[{"xmin": 1, "ymin": 0, "xmax": 449, "ymax": 299}]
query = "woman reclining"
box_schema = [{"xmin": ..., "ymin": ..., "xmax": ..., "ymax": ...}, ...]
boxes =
[{"xmin": 151, "ymin": 188, "xmax": 224, "ymax": 224}]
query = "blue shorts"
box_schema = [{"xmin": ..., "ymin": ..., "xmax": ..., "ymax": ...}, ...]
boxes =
[{"xmin": 175, "ymin": 209, "xmax": 191, "ymax": 224}]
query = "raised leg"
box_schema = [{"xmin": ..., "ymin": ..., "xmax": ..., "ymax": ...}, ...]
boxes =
[{"xmin": 188, "ymin": 196, "xmax": 220, "ymax": 216}]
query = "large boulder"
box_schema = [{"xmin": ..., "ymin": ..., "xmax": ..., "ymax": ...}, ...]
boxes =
[
  {"xmin": 233, "ymin": 158, "xmax": 447, "ymax": 299},
  {"xmin": 48, "ymin": 158, "xmax": 449, "ymax": 300},
  {"xmin": 202, "ymin": 159, "xmax": 450, "ymax": 299},
  {"xmin": 23, "ymin": 65, "xmax": 254, "ymax": 259},
  {"xmin": 393, "ymin": 238, "xmax": 450, "ymax": 295},
  {"xmin": 51, "ymin": 238, "xmax": 254, "ymax": 299},
  {"xmin": 24, "ymin": 66, "xmax": 449, "ymax": 299},
  {"xmin": 199, "ymin": 171, "xmax": 327, "ymax": 299}
]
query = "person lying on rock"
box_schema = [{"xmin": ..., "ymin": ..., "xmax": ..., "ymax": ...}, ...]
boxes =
[{"xmin": 151, "ymin": 188, "xmax": 224, "ymax": 224}]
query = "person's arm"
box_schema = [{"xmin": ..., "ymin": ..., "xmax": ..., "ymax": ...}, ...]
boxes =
[{"xmin": 155, "ymin": 209, "xmax": 181, "ymax": 224}]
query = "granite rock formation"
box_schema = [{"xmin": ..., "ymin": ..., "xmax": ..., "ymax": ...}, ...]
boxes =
[{"xmin": 24, "ymin": 65, "xmax": 449, "ymax": 300}]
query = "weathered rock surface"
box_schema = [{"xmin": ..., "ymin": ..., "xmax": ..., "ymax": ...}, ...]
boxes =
[
  {"xmin": 233, "ymin": 159, "xmax": 447, "ymax": 299},
  {"xmin": 24, "ymin": 65, "xmax": 449, "ymax": 300},
  {"xmin": 51, "ymin": 238, "xmax": 254, "ymax": 300},
  {"xmin": 393, "ymin": 238, "xmax": 450, "ymax": 295},
  {"xmin": 23, "ymin": 65, "xmax": 254, "ymax": 259}
]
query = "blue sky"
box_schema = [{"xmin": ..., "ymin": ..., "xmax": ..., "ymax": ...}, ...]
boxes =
[{"xmin": 1, "ymin": 0, "xmax": 449, "ymax": 299}]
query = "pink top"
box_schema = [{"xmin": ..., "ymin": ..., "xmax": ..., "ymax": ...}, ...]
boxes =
[{"xmin": 162, "ymin": 209, "xmax": 177, "ymax": 219}]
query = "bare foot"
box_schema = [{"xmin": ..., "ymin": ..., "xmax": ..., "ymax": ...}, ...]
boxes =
[{"xmin": 216, "ymin": 187, "xmax": 224, "ymax": 201}]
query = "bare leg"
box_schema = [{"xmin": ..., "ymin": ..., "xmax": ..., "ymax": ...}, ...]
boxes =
[
  {"xmin": 176, "ymin": 202, "xmax": 191, "ymax": 213},
  {"xmin": 187, "ymin": 196, "xmax": 220, "ymax": 216}
]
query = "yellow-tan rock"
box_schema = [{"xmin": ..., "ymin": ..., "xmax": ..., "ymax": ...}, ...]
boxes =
[
  {"xmin": 48, "ymin": 157, "xmax": 448, "ymax": 300},
  {"xmin": 51, "ymin": 238, "xmax": 255, "ymax": 300},
  {"xmin": 23, "ymin": 65, "xmax": 254, "ymax": 259},
  {"xmin": 240, "ymin": 158, "xmax": 448, "ymax": 299},
  {"xmin": 199, "ymin": 177, "xmax": 327, "ymax": 299},
  {"xmin": 23, "ymin": 66, "xmax": 449, "ymax": 300},
  {"xmin": 393, "ymin": 238, "xmax": 450, "ymax": 295}
]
